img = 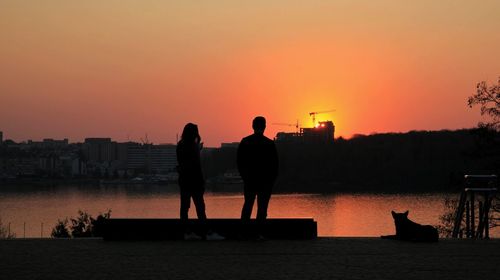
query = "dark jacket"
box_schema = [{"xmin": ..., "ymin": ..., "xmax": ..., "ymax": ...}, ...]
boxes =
[
  {"xmin": 176, "ymin": 141, "xmax": 204, "ymax": 190},
  {"xmin": 237, "ymin": 134, "xmax": 279, "ymax": 185}
]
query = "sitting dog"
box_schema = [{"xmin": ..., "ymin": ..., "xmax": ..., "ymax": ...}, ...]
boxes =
[{"xmin": 381, "ymin": 210, "xmax": 439, "ymax": 242}]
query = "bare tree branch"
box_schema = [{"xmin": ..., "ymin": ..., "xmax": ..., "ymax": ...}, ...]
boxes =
[{"xmin": 468, "ymin": 77, "xmax": 500, "ymax": 130}]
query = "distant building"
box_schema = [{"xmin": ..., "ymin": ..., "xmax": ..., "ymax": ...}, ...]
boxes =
[
  {"xmin": 301, "ymin": 121, "xmax": 335, "ymax": 143},
  {"xmin": 150, "ymin": 144, "xmax": 177, "ymax": 174},
  {"xmin": 276, "ymin": 121, "xmax": 335, "ymax": 143},
  {"xmin": 83, "ymin": 138, "xmax": 117, "ymax": 162},
  {"xmin": 71, "ymin": 157, "xmax": 87, "ymax": 176},
  {"xmin": 124, "ymin": 142, "xmax": 177, "ymax": 174},
  {"xmin": 275, "ymin": 132, "xmax": 302, "ymax": 143},
  {"xmin": 12, "ymin": 158, "xmax": 38, "ymax": 177},
  {"xmin": 0, "ymin": 131, "xmax": 3, "ymax": 145},
  {"xmin": 125, "ymin": 142, "xmax": 146, "ymax": 171},
  {"xmin": 28, "ymin": 138, "xmax": 69, "ymax": 149},
  {"xmin": 2, "ymin": 135, "xmax": 179, "ymax": 178},
  {"xmin": 201, "ymin": 147, "xmax": 218, "ymax": 158}
]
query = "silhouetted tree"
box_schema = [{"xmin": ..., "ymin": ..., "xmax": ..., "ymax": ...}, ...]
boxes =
[
  {"xmin": 466, "ymin": 78, "xmax": 500, "ymax": 231},
  {"xmin": 468, "ymin": 77, "xmax": 500, "ymax": 130},
  {"xmin": 440, "ymin": 79, "xmax": 500, "ymax": 234},
  {"xmin": 51, "ymin": 218, "xmax": 71, "ymax": 238},
  {"xmin": 51, "ymin": 210, "xmax": 111, "ymax": 238}
]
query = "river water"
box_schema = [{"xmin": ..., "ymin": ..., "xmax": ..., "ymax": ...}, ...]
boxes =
[{"xmin": 0, "ymin": 184, "xmax": 494, "ymax": 238}]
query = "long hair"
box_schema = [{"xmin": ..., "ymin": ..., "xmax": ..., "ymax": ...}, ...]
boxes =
[{"xmin": 180, "ymin": 123, "xmax": 201, "ymax": 144}]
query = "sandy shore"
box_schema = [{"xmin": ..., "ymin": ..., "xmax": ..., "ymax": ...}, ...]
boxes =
[{"xmin": 1, "ymin": 238, "xmax": 499, "ymax": 280}]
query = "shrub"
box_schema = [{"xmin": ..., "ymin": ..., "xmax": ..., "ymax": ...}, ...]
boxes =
[
  {"xmin": 436, "ymin": 198, "xmax": 459, "ymax": 238},
  {"xmin": 51, "ymin": 218, "xmax": 71, "ymax": 238},
  {"xmin": 51, "ymin": 210, "xmax": 111, "ymax": 238}
]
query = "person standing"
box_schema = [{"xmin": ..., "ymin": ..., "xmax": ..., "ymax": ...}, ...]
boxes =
[
  {"xmin": 176, "ymin": 123, "xmax": 224, "ymax": 241},
  {"xmin": 177, "ymin": 123, "xmax": 207, "ymax": 222},
  {"xmin": 237, "ymin": 116, "xmax": 279, "ymax": 221}
]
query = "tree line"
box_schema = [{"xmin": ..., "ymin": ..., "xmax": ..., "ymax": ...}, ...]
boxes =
[{"xmin": 202, "ymin": 128, "xmax": 499, "ymax": 193}]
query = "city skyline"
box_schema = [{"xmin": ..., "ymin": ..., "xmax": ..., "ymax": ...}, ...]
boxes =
[
  {"xmin": 0, "ymin": 124, "xmax": 334, "ymax": 147},
  {"xmin": 1, "ymin": 1, "xmax": 499, "ymax": 146}
]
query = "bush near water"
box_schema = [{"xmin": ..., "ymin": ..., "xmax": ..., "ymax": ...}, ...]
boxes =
[{"xmin": 51, "ymin": 210, "xmax": 111, "ymax": 238}]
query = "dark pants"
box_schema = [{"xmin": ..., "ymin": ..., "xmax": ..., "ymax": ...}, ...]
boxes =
[
  {"xmin": 241, "ymin": 182, "xmax": 272, "ymax": 221},
  {"xmin": 180, "ymin": 189, "xmax": 207, "ymax": 220}
]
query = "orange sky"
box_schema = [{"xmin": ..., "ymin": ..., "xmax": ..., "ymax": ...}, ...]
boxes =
[{"xmin": 1, "ymin": 1, "xmax": 499, "ymax": 146}]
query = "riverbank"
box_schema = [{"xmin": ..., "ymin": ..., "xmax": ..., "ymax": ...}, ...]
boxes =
[{"xmin": 1, "ymin": 238, "xmax": 498, "ymax": 280}]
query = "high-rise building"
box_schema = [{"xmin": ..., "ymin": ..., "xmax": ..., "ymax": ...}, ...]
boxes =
[
  {"xmin": 83, "ymin": 138, "xmax": 117, "ymax": 162},
  {"xmin": 125, "ymin": 143, "xmax": 177, "ymax": 174},
  {"xmin": 126, "ymin": 142, "xmax": 147, "ymax": 171},
  {"xmin": 150, "ymin": 144, "xmax": 177, "ymax": 173}
]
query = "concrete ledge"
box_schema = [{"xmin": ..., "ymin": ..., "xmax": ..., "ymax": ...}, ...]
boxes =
[{"xmin": 101, "ymin": 218, "xmax": 318, "ymax": 240}]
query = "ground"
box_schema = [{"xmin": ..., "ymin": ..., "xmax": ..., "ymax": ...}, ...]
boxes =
[{"xmin": 1, "ymin": 238, "xmax": 499, "ymax": 280}]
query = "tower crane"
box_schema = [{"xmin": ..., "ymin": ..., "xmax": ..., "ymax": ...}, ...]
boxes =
[
  {"xmin": 272, "ymin": 120, "xmax": 300, "ymax": 133},
  {"xmin": 309, "ymin": 109, "xmax": 335, "ymax": 127}
]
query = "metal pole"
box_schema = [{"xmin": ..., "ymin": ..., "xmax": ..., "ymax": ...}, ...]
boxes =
[
  {"xmin": 484, "ymin": 195, "xmax": 492, "ymax": 239},
  {"xmin": 470, "ymin": 192, "xmax": 475, "ymax": 238},
  {"xmin": 452, "ymin": 190, "xmax": 467, "ymax": 238},
  {"xmin": 465, "ymin": 201, "xmax": 470, "ymax": 238},
  {"xmin": 23, "ymin": 222, "xmax": 26, "ymax": 238},
  {"xmin": 477, "ymin": 201, "xmax": 484, "ymax": 239},
  {"xmin": 41, "ymin": 222, "xmax": 43, "ymax": 238},
  {"xmin": 8, "ymin": 223, "xmax": 10, "ymax": 238}
]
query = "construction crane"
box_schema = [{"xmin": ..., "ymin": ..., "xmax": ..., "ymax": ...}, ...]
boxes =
[
  {"xmin": 309, "ymin": 109, "xmax": 335, "ymax": 127},
  {"xmin": 272, "ymin": 120, "xmax": 300, "ymax": 133}
]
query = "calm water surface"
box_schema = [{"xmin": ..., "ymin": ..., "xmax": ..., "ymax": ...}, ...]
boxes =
[{"xmin": 0, "ymin": 184, "xmax": 492, "ymax": 238}]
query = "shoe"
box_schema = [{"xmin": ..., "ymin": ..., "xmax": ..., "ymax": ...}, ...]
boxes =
[
  {"xmin": 184, "ymin": 232, "xmax": 202, "ymax": 241},
  {"xmin": 206, "ymin": 231, "xmax": 225, "ymax": 241}
]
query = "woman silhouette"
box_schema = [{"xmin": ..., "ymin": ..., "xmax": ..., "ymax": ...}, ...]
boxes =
[
  {"xmin": 177, "ymin": 123, "xmax": 207, "ymax": 221},
  {"xmin": 176, "ymin": 123, "xmax": 224, "ymax": 240}
]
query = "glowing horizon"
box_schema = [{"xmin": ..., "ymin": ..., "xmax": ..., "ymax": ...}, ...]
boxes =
[{"xmin": 1, "ymin": 1, "xmax": 499, "ymax": 146}]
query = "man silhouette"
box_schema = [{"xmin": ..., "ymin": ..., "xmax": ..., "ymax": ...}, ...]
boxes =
[{"xmin": 238, "ymin": 116, "xmax": 279, "ymax": 221}]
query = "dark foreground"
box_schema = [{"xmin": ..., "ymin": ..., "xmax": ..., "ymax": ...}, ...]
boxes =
[{"xmin": 1, "ymin": 238, "xmax": 499, "ymax": 280}]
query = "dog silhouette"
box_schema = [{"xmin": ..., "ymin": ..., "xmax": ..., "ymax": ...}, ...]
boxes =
[{"xmin": 381, "ymin": 210, "xmax": 438, "ymax": 242}]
